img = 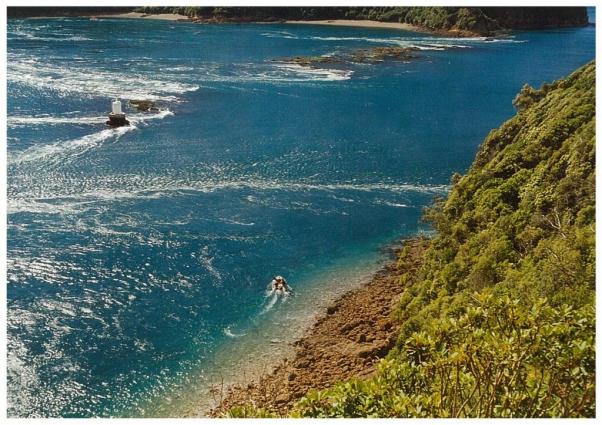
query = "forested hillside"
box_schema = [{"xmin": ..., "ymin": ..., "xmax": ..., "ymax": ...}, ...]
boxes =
[
  {"xmin": 134, "ymin": 6, "xmax": 588, "ymax": 35},
  {"xmin": 292, "ymin": 61, "xmax": 596, "ymax": 418},
  {"xmin": 8, "ymin": 7, "xmax": 588, "ymax": 36}
]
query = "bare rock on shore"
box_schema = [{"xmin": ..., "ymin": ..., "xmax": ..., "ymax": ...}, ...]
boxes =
[{"xmin": 210, "ymin": 237, "xmax": 429, "ymax": 417}]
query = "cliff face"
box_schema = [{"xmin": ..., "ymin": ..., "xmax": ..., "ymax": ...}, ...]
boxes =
[{"xmin": 292, "ymin": 61, "xmax": 595, "ymax": 418}]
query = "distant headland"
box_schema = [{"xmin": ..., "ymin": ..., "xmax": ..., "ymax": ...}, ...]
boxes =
[{"xmin": 8, "ymin": 6, "xmax": 589, "ymax": 37}]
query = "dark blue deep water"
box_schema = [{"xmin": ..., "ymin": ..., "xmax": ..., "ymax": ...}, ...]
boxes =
[{"xmin": 7, "ymin": 16, "xmax": 595, "ymax": 417}]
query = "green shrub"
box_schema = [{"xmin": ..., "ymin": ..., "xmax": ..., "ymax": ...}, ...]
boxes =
[
  {"xmin": 295, "ymin": 61, "xmax": 595, "ymax": 418},
  {"xmin": 295, "ymin": 294, "xmax": 595, "ymax": 417}
]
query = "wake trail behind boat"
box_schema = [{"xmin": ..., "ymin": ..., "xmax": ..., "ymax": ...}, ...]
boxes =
[
  {"xmin": 260, "ymin": 291, "xmax": 280, "ymax": 315},
  {"xmin": 9, "ymin": 109, "xmax": 174, "ymax": 166},
  {"xmin": 259, "ymin": 286, "xmax": 293, "ymax": 315},
  {"xmin": 9, "ymin": 125, "xmax": 135, "ymax": 166}
]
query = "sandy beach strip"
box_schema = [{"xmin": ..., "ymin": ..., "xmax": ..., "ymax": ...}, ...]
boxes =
[
  {"xmin": 285, "ymin": 19, "xmax": 427, "ymax": 33},
  {"xmin": 284, "ymin": 19, "xmax": 479, "ymax": 37},
  {"xmin": 93, "ymin": 12, "xmax": 190, "ymax": 21}
]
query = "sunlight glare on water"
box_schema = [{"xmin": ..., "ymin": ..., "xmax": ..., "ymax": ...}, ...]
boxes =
[{"xmin": 6, "ymin": 15, "xmax": 595, "ymax": 417}]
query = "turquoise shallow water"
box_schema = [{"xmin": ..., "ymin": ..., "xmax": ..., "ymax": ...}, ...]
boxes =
[{"xmin": 7, "ymin": 15, "xmax": 595, "ymax": 417}]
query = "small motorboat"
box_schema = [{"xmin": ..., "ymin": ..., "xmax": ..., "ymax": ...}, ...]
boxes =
[{"xmin": 270, "ymin": 275, "xmax": 293, "ymax": 296}]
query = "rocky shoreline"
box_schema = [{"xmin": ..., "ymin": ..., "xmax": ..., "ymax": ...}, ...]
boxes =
[{"xmin": 210, "ymin": 237, "xmax": 429, "ymax": 417}]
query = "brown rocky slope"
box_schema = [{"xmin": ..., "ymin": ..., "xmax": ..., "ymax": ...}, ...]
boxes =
[{"xmin": 211, "ymin": 237, "xmax": 429, "ymax": 416}]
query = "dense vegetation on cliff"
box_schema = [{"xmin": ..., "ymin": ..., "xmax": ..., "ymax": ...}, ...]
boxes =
[
  {"xmin": 223, "ymin": 62, "xmax": 595, "ymax": 418},
  {"xmin": 291, "ymin": 61, "xmax": 596, "ymax": 418},
  {"xmin": 133, "ymin": 6, "xmax": 587, "ymax": 35}
]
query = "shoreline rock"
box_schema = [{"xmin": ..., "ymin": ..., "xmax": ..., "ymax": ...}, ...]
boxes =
[{"xmin": 210, "ymin": 237, "xmax": 430, "ymax": 417}]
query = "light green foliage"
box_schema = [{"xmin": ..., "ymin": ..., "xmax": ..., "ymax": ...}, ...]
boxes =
[
  {"xmin": 296, "ymin": 295, "xmax": 594, "ymax": 417},
  {"xmin": 295, "ymin": 61, "xmax": 595, "ymax": 417},
  {"xmin": 226, "ymin": 405, "xmax": 277, "ymax": 418}
]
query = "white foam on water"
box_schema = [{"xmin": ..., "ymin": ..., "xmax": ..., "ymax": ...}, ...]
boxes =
[
  {"xmin": 194, "ymin": 62, "xmax": 354, "ymax": 84},
  {"xmin": 7, "ymin": 178, "xmax": 449, "ymax": 216},
  {"xmin": 375, "ymin": 199, "xmax": 411, "ymax": 208},
  {"xmin": 9, "ymin": 109, "xmax": 174, "ymax": 168},
  {"xmin": 269, "ymin": 63, "xmax": 353, "ymax": 81},
  {"xmin": 7, "ymin": 304, "xmax": 90, "ymax": 417},
  {"xmin": 414, "ymin": 45, "xmax": 446, "ymax": 51},
  {"xmin": 8, "ymin": 29, "xmax": 94, "ymax": 42},
  {"xmin": 8, "ymin": 59, "xmax": 199, "ymax": 101},
  {"xmin": 263, "ymin": 30, "xmax": 526, "ymax": 49},
  {"xmin": 261, "ymin": 31, "xmax": 300, "ymax": 39},
  {"xmin": 150, "ymin": 248, "xmax": 386, "ymax": 417},
  {"xmin": 218, "ymin": 217, "xmax": 255, "ymax": 226},
  {"xmin": 159, "ymin": 66, "xmax": 196, "ymax": 72},
  {"xmin": 129, "ymin": 109, "xmax": 175, "ymax": 124},
  {"xmin": 8, "ymin": 115, "xmax": 108, "ymax": 127},
  {"xmin": 223, "ymin": 326, "xmax": 246, "ymax": 338},
  {"xmin": 7, "ymin": 337, "xmax": 46, "ymax": 418},
  {"xmin": 7, "ymin": 256, "xmax": 82, "ymax": 285},
  {"xmin": 194, "ymin": 247, "xmax": 223, "ymax": 286},
  {"xmin": 10, "ymin": 125, "xmax": 135, "ymax": 166},
  {"xmin": 269, "ymin": 33, "xmax": 470, "ymax": 49},
  {"xmin": 259, "ymin": 291, "xmax": 280, "ymax": 315},
  {"xmin": 7, "ymin": 198, "xmax": 88, "ymax": 216}
]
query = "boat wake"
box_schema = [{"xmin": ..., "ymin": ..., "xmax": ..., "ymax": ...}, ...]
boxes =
[
  {"xmin": 259, "ymin": 288, "xmax": 291, "ymax": 315},
  {"xmin": 8, "ymin": 115, "xmax": 108, "ymax": 127},
  {"xmin": 10, "ymin": 125, "xmax": 135, "ymax": 166},
  {"xmin": 260, "ymin": 293, "xmax": 279, "ymax": 315},
  {"xmin": 223, "ymin": 325, "xmax": 246, "ymax": 338},
  {"xmin": 9, "ymin": 109, "xmax": 174, "ymax": 166}
]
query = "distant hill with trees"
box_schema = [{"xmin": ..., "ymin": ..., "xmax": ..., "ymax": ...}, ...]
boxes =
[{"xmin": 8, "ymin": 7, "xmax": 589, "ymax": 36}]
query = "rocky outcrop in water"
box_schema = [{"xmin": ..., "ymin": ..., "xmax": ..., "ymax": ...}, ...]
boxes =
[
  {"xmin": 275, "ymin": 46, "xmax": 421, "ymax": 69},
  {"xmin": 277, "ymin": 56, "xmax": 343, "ymax": 66},
  {"xmin": 129, "ymin": 99, "xmax": 159, "ymax": 112},
  {"xmin": 351, "ymin": 46, "xmax": 419, "ymax": 63}
]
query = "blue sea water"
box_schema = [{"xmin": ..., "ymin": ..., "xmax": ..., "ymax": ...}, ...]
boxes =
[{"xmin": 6, "ymin": 15, "xmax": 595, "ymax": 417}]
